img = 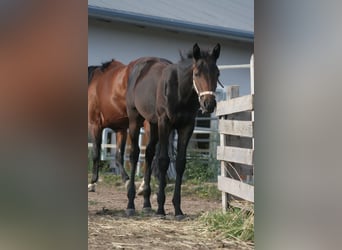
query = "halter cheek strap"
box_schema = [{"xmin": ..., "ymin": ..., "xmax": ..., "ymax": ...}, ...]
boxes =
[{"xmin": 192, "ymin": 79, "xmax": 216, "ymax": 100}]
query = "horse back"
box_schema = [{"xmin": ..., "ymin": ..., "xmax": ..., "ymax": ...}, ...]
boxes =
[
  {"xmin": 127, "ymin": 57, "xmax": 172, "ymax": 123},
  {"xmin": 88, "ymin": 60, "xmax": 130, "ymax": 129}
]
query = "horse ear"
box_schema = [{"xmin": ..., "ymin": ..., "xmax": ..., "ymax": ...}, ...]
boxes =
[
  {"xmin": 193, "ymin": 43, "xmax": 201, "ymax": 61},
  {"xmin": 212, "ymin": 43, "xmax": 221, "ymax": 61}
]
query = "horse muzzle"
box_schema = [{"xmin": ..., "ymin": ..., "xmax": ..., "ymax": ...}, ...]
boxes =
[{"xmin": 200, "ymin": 95, "xmax": 216, "ymax": 114}]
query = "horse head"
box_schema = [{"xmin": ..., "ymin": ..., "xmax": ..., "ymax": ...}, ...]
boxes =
[{"xmin": 192, "ymin": 43, "xmax": 221, "ymax": 113}]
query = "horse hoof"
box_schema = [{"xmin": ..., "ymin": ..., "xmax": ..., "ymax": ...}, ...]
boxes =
[
  {"xmin": 175, "ymin": 214, "xmax": 186, "ymax": 221},
  {"xmin": 142, "ymin": 207, "xmax": 153, "ymax": 214},
  {"xmin": 155, "ymin": 213, "xmax": 166, "ymax": 219},
  {"xmin": 88, "ymin": 183, "xmax": 96, "ymax": 192},
  {"xmin": 126, "ymin": 209, "xmax": 135, "ymax": 217},
  {"xmin": 155, "ymin": 210, "xmax": 166, "ymax": 218},
  {"xmin": 124, "ymin": 180, "xmax": 130, "ymax": 190}
]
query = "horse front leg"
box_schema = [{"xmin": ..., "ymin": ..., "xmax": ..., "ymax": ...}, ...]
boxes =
[
  {"xmin": 115, "ymin": 129, "xmax": 129, "ymax": 186},
  {"xmin": 172, "ymin": 122, "xmax": 195, "ymax": 219},
  {"xmin": 156, "ymin": 116, "xmax": 171, "ymax": 216},
  {"xmin": 88, "ymin": 125, "xmax": 102, "ymax": 192}
]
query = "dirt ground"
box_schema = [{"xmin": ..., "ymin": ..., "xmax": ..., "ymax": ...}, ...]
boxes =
[{"xmin": 88, "ymin": 180, "xmax": 252, "ymax": 250}]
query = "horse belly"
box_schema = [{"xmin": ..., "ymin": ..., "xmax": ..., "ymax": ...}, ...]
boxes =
[
  {"xmin": 134, "ymin": 83, "xmax": 158, "ymax": 123},
  {"xmin": 107, "ymin": 117, "xmax": 129, "ymax": 131},
  {"xmin": 136, "ymin": 99, "xmax": 158, "ymax": 123}
]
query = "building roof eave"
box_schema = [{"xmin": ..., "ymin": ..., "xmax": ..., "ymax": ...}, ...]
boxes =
[{"xmin": 88, "ymin": 5, "xmax": 254, "ymax": 43}]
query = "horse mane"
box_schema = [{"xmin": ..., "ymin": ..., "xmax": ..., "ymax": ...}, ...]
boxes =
[
  {"xmin": 88, "ymin": 59, "xmax": 126, "ymax": 84},
  {"xmin": 88, "ymin": 59, "xmax": 115, "ymax": 84},
  {"xmin": 88, "ymin": 65, "xmax": 100, "ymax": 84},
  {"xmin": 100, "ymin": 59, "xmax": 115, "ymax": 72}
]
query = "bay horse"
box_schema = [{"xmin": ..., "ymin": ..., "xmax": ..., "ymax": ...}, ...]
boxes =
[
  {"xmin": 126, "ymin": 43, "xmax": 221, "ymax": 218},
  {"xmin": 88, "ymin": 60, "xmax": 138, "ymax": 192}
]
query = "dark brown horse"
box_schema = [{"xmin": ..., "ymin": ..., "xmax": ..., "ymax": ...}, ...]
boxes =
[{"xmin": 126, "ymin": 43, "xmax": 221, "ymax": 218}]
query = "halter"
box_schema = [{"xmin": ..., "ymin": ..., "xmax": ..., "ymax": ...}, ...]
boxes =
[{"xmin": 192, "ymin": 78, "xmax": 216, "ymax": 101}]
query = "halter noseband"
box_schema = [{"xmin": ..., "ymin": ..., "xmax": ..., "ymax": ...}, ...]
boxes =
[{"xmin": 192, "ymin": 78, "xmax": 216, "ymax": 101}]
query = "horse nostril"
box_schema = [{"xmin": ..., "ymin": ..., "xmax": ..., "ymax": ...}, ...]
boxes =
[
  {"xmin": 212, "ymin": 99, "xmax": 217, "ymax": 108},
  {"xmin": 204, "ymin": 100, "xmax": 209, "ymax": 108}
]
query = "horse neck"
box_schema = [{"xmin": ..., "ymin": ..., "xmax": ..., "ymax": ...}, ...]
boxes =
[{"xmin": 176, "ymin": 60, "xmax": 194, "ymax": 103}]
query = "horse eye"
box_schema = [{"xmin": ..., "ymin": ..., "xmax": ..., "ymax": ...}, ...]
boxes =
[{"xmin": 194, "ymin": 72, "xmax": 199, "ymax": 77}]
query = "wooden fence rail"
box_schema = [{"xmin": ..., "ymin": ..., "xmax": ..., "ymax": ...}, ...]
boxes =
[{"xmin": 217, "ymin": 54, "xmax": 254, "ymax": 211}]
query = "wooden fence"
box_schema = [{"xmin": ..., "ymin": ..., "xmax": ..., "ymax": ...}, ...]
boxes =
[{"xmin": 216, "ymin": 55, "xmax": 254, "ymax": 211}]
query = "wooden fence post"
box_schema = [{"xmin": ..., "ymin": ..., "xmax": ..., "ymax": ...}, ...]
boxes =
[
  {"xmin": 248, "ymin": 54, "xmax": 255, "ymax": 184},
  {"xmin": 221, "ymin": 85, "xmax": 240, "ymax": 211}
]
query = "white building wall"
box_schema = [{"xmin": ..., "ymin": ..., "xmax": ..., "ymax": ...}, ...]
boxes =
[{"xmin": 88, "ymin": 19, "xmax": 253, "ymax": 95}]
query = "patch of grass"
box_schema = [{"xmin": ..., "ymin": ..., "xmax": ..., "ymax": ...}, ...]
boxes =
[
  {"xmin": 199, "ymin": 206, "xmax": 254, "ymax": 243},
  {"xmin": 101, "ymin": 173, "xmax": 123, "ymax": 186},
  {"xmin": 181, "ymin": 181, "xmax": 221, "ymax": 201},
  {"xmin": 149, "ymin": 176, "xmax": 159, "ymax": 192},
  {"xmin": 87, "ymin": 148, "xmax": 111, "ymax": 172},
  {"xmin": 163, "ymin": 181, "xmax": 221, "ymax": 201},
  {"xmin": 88, "ymin": 200, "xmax": 98, "ymax": 206},
  {"xmin": 193, "ymin": 183, "xmax": 221, "ymax": 200},
  {"xmin": 184, "ymin": 152, "xmax": 219, "ymax": 183}
]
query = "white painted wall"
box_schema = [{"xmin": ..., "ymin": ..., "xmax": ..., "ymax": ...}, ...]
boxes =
[{"xmin": 88, "ymin": 19, "xmax": 253, "ymax": 96}]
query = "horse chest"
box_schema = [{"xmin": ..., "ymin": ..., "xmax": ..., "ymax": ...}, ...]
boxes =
[{"xmin": 171, "ymin": 105, "xmax": 196, "ymax": 126}]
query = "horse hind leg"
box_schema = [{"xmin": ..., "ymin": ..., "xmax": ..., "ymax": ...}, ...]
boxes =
[
  {"xmin": 142, "ymin": 123, "xmax": 158, "ymax": 213},
  {"xmin": 126, "ymin": 115, "xmax": 144, "ymax": 216},
  {"xmin": 137, "ymin": 121, "xmax": 151, "ymax": 195},
  {"xmin": 115, "ymin": 130, "xmax": 129, "ymax": 187},
  {"xmin": 137, "ymin": 179, "xmax": 145, "ymax": 195}
]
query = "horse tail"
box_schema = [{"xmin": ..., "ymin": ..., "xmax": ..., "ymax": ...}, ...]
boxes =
[{"xmin": 88, "ymin": 65, "xmax": 99, "ymax": 84}]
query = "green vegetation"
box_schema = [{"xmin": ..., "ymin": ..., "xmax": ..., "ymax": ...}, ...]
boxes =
[
  {"xmin": 88, "ymin": 200, "xmax": 98, "ymax": 206},
  {"xmin": 184, "ymin": 152, "xmax": 219, "ymax": 182},
  {"xmin": 101, "ymin": 173, "xmax": 123, "ymax": 186},
  {"xmin": 199, "ymin": 206, "xmax": 254, "ymax": 243},
  {"xmin": 180, "ymin": 181, "xmax": 221, "ymax": 200},
  {"xmin": 88, "ymin": 148, "xmax": 112, "ymax": 172}
]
